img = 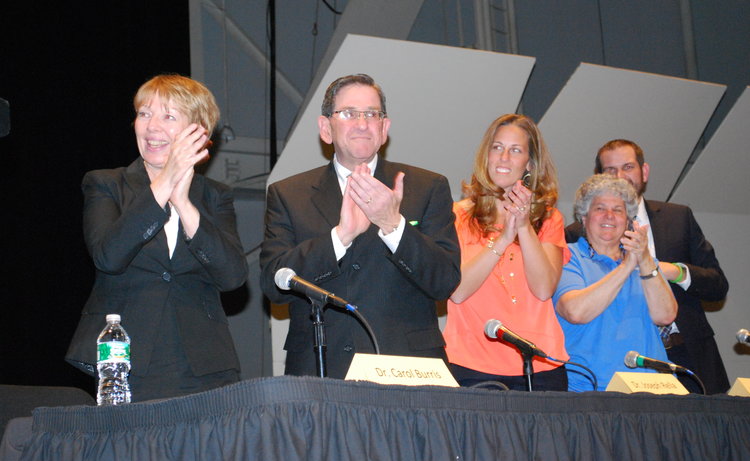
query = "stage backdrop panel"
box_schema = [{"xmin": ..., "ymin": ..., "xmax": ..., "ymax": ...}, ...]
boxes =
[
  {"xmin": 671, "ymin": 87, "xmax": 750, "ymax": 215},
  {"xmin": 540, "ymin": 62, "xmax": 725, "ymax": 223},
  {"xmin": 267, "ymin": 33, "xmax": 535, "ymax": 375},
  {"xmin": 193, "ymin": 0, "xmax": 427, "ymax": 189},
  {"xmin": 266, "ymin": 33, "xmax": 535, "ymax": 197},
  {"xmin": 671, "ymin": 86, "xmax": 750, "ymax": 384}
]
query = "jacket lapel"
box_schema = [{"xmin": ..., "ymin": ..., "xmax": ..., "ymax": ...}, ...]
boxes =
[
  {"xmin": 375, "ymin": 157, "xmax": 399, "ymax": 191},
  {"xmin": 310, "ymin": 162, "xmax": 344, "ymax": 229},
  {"xmin": 123, "ymin": 158, "xmax": 150, "ymax": 194},
  {"xmin": 170, "ymin": 178, "xmax": 206, "ymax": 266},
  {"xmin": 645, "ymin": 200, "xmax": 667, "ymax": 257},
  {"xmin": 123, "ymin": 159, "xmax": 172, "ymax": 266}
]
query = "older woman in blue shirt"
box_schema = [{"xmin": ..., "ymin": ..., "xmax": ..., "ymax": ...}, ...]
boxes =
[{"xmin": 553, "ymin": 174, "xmax": 677, "ymax": 391}]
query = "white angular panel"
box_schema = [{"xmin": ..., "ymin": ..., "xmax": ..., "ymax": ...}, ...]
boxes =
[
  {"xmin": 687, "ymin": 211, "xmax": 750, "ymax": 386},
  {"xmin": 268, "ymin": 34, "xmax": 536, "ymax": 201},
  {"xmin": 672, "ymin": 87, "xmax": 750, "ymax": 215},
  {"xmin": 670, "ymin": 88, "xmax": 750, "ymax": 385},
  {"xmin": 301, "ymin": 0, "xmax": 426, "ymax": 112},
  {"xmin": 540, "ymin": 63, "xmax": 725, "ymax": 214}
]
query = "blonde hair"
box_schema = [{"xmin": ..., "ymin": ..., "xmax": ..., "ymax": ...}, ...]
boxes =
[
  {"xmin": 462, "ymin": 114, "xmax": 559, "ymax": 237},
  {"xmin": 133, "ymin": 74, "xmax": 220, "ymax": 137}
]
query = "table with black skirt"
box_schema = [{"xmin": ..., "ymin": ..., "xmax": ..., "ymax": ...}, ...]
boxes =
[{"xmin": 9, "ymin": 375, "xmax": 750, "ymax": 460}]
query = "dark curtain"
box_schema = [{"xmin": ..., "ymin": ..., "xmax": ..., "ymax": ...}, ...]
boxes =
[{"xmin": 0, "ymin": 3, "xmax": 190, "ymax": 390}]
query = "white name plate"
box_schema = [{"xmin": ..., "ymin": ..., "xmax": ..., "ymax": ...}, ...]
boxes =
[
  {"xmin": 606, "ymin": 371, "xmax": 688, "ymax": 395},
  {"xmin": 728, "ymin": 377, "xmax": 750, "ymax": 397},
  {"xmin": 345, "ymin": 353, "xmax": 459, "ymax": 387}
]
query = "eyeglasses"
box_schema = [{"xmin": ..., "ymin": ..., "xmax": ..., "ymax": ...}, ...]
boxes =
[{"xmin": 330, "ymin": 109, "xmax": 386, "ymax": 121}]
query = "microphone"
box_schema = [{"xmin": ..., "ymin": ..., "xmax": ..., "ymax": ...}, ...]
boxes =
[
  {"xmin": 484, "ymin": 319, "xmax": 547, "ymax": 358},
  {"xmin": 624, "ymin": 351, "xmax": 687, "ymax": 373},
  {"xmin": 737, "ymin": 329, "xmax": 750, "ymax": 345},
  {"xmin": 274, "ymin": 268, "xmax": 356, "ymax": 312}
]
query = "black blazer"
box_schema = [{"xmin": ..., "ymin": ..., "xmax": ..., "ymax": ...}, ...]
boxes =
[
  {"xmin": 566, "ymin": 199, "xmax": 730, "ymax": 392},
  {"xmin": 66, "ymin": 159, "xmax": 248, "ymax": 378},
  {"xmin": 260, "ymin": 158, "xmax": 461, "ymax": 378}
]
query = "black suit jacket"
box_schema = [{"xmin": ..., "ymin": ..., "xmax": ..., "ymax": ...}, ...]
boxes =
[
  {"xmin": 566, "ymin": 199, "xmax": 730, "ymax": 392},
  {"xmin": 66, "ymin": 159, "xmax": 248, "ymax": 379},
  {"xmin": 260, "ymin": 158, "xmax": 461, "ymax": 378}
]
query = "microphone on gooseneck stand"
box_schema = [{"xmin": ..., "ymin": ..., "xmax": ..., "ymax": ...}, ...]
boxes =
[
  {"xmin": 624, "ymin": 351, "xmax": 706, "ymax": 395},
  {"xmin": 624, "ymin": 351, "xmax": 687, "ymax": 373},
  {"xmin": 484, "ymin": 319, "xmax": 538, "ymax": 391},
  {"xmin": 484, "ymin": 319, "xmax": 547, "ymax": 358},
  {"xmin": 483, "ymin": 319, "xmax": 598, "ymax": 391},
  {"xmin": 274, "ymin": 267, "xmax": 380, "ymax": 354},
  {"xmin": 274, "ymin": 267, "xmax": 357, "ymax": 312},
  {"xmin": 483, "ymin": 319, "xmax": 599, "ymax": 391}
]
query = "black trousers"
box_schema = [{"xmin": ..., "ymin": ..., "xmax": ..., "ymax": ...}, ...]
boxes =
[{"xmin": 449, "ymin": 363, "xmax": 568, "ymax": 391}]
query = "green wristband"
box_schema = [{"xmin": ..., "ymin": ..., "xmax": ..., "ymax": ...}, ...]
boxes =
[{"xmin": 671, "ymin": 263, "xmax": 685, "ymax": 284}]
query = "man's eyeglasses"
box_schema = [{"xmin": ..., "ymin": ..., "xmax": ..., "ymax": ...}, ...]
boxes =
[{"xmin": 330, "ymin": 109, "xmax": 386, "ymax": 121}]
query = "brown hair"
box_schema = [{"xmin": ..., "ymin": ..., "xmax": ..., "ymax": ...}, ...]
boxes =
[
  {"xmin": 462, "ymin": 114, "xmax": 559, "ymax": 237},
  {"xmin": 595, "ymin": 139, "xmax": 645, "ymax": 173}
]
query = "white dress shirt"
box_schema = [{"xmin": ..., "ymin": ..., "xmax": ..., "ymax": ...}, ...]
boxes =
[{"xmin": 330, "ymin": 154, "xmax": 405, "ymax": 261}]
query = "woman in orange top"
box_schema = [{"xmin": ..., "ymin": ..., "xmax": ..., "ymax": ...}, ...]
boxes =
[{"xmin": 444, "ymin": 114, "xmax": 570, "ymax": 391}]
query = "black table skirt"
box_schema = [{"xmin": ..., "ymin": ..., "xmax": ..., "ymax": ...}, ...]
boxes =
[{"xmin": 19, "ymin": 375, "xmax": 750, "ymax": 460}]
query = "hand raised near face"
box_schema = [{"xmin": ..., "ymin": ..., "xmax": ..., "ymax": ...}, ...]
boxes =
[
  {"xmin": 162, "ymin": 124, "xmax": 210, "ymax": 185},
  {"xmin": 335, "ymin": 173, "xmax": 372, "ymax": 246},
  {"xmin": 347, "ymin": 163, "xmax": 404, "ymax": 235},
  {"xmin": 503, "ymin": 180, "xmax": 532, "ymax": 228},
  {"xmin": 162, "ymin": 124, "xmax": 210, "ymax": 207},
  {"xmin": 170, "ymin": 164, "xmax": 195, "ymax": 209},
  {"xmin": 499, "ymin": 206, "xmax": 518, "ymax": 246},
  {"xmin": 149, "ymin": 124, "xmax": 210, "ymax": 208},
  {"xmin": 621, "ymin": 220, "xmax": 651, "ymax": 265}
]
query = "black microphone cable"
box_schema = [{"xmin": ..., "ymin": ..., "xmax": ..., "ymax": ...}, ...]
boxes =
[
  {"xmin": 275, "ymin": 268, "xmax": 380, "ymax": 354},
  {"xmin": 463, "ymin": 356, "xmax": 597, "ymax": 392},
  {"xmin": 624, "ymin": 351, "xmax": 706, "ymax": 395},
  {"xmin": 484, "ymin": 319, "xmax": 599, "ymax": 391},
  {"xmin": 469, "ymin": 381, "xmax": 510, "ymax": 392},
  {"xmin": 347, "ymin": 305, "xmax": 380, "ymax": 355},
  {"xmin": 684, "ymin": 369, "xmax": 706, "ymax": 395},
  {"xmin": 545, "ymin": 356, "xmax": 598, "ymax": 392}
]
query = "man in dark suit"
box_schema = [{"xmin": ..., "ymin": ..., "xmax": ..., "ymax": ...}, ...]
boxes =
[
  {"xmin": 565, "ymin": 139, "xmax": 730, "ymax": 393},
  {"xmin": 260, "ymin": 74, "xmax": 461, "ymax": 379}
]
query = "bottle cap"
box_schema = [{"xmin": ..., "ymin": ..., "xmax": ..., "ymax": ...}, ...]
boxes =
[{"xmin": 105, "ymin": 314, "xmax": 121, "ymax": 323}]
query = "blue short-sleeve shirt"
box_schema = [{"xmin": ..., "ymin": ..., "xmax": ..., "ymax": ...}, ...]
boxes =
[{"xmin": 553, "ymin": 237, "xmax": 669, "ymax": 391}]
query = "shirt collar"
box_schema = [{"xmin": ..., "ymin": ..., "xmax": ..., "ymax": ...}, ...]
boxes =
[
  {"xmin": 577, "ymin": 236, "xmax": 623, "ymax": 263},
  {"xmin": 635, "ymin": 197, "xmax": 649, "ymax": 225},
  {"xmin": 332, "ymin": 154, "xmax": 378, "ymax": 194}
]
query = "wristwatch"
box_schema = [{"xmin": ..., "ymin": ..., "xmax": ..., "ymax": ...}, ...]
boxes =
[{"xmin": 640, "ymin": 266, "xmax": 659, "ymax": 280}]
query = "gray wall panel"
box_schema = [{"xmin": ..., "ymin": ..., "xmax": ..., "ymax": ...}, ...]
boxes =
[
  {"xmin": 670, "ymin": 88, "xmax": 750, "ymax": 385},
  {"xmin": 540, "ymin": 63, "xmax": 725, "ymax": 210}
]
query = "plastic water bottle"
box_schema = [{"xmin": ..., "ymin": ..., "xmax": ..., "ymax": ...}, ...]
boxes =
[{"xmin": 96, "ymin": 314, "xmax": 131, "ymax": 405}]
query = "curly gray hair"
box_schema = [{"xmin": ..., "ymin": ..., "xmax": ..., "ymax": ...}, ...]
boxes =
[{"xmin": 574, "ymin": 174, "xmax": 639, "ymax": 223}]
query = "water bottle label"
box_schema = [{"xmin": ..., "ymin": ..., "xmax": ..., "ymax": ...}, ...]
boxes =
[{"xmin": 98, "ymin": 341, "xmax": 130, "ymax": 363}]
